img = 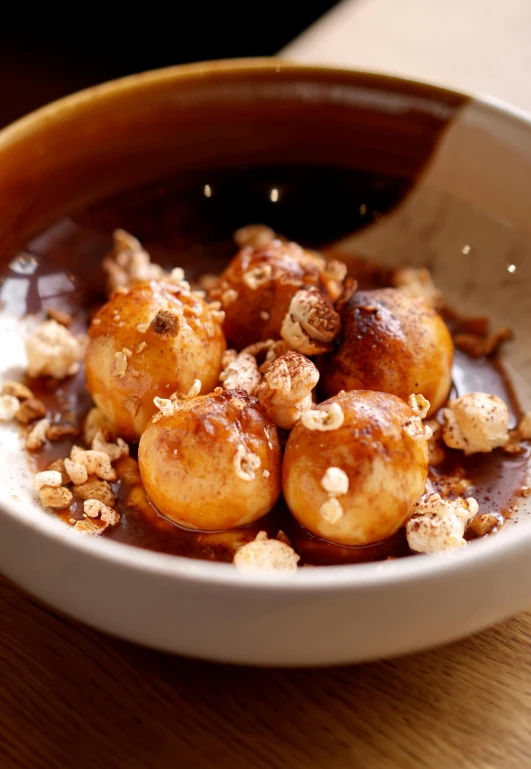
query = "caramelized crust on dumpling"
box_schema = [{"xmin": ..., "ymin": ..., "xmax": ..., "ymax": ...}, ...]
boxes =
[
  {"xmin": 138, "ymin": 389, "xmax": 281, "ymax": 530},
  {"xmin": 85, "ymin": 281, "xmax": 226, "ymax": 440},
  {"xmin": 321, "ymin": 288, "xmax": 453, "ymax": 416},
  {"xmin": 212, "ymin": 239, "xmax": 342, "ymax": 349},
  {"xmin": 283, "ymin": 390, "xmax": 429, "ymax": 546}
]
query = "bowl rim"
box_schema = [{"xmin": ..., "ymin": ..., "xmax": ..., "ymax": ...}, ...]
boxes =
[
  {"xmin": 0, "ymin": 56, "xmax": 472, "ymax": 151},
  {"xmin": 2, "ymin": 56, "xmax": 531, "ymax": 592}
]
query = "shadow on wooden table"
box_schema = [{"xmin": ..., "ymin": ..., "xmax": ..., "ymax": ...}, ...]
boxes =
[{"xmin": 1, "ymin": 575, "xmax": 530, "ymax": 769}]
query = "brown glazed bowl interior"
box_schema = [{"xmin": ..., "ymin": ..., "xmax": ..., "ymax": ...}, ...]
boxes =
[{"xmin": 0, "ymin": 58, "xmax": 469, "ymax": 259}]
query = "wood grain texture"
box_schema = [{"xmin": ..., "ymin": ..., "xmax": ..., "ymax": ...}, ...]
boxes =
[{"xmin": 1, "ymin": 575, "xmax": 531, "ymax": 769}]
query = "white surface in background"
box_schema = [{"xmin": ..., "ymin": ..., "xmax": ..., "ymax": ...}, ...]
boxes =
[{"xmin": 283, "ymin": 0, "xmax": 531, "ymax": 112}]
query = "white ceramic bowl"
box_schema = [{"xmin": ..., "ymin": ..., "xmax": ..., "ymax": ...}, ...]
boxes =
[{"xmin": 1, "ymin": 60, "xmax": 531, "ymax": 666}]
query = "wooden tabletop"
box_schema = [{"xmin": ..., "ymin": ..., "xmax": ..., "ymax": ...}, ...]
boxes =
[
  {"xmin": 2, "ymin": 573, "xmax": 531, "ymax": 769},
  {"xmin": 3, "ymin": 27, "xmax": 531, "ymax": 769},
  {"xmin": 284, "ymin": 0, "xmax": 531, "ymax": 113}
]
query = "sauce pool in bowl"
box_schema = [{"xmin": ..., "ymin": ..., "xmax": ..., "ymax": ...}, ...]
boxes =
[{"xmin": 5, "ymin": 165, "xmax": 529, "ymax": 566}]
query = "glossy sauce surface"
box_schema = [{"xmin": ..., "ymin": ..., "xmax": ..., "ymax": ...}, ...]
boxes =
[{"xmin": 4, "ymin": 166, "xmax": 529, "ymax": 565}]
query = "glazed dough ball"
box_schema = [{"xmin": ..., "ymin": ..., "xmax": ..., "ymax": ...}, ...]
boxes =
[
  {"xmin": 213, "ymin": 239, "xmax": 338, "ymax": 349},
  {"xmin": 85, "ymin": 281, "xmax": 226, "ymax": 440},
  {"xmin": 282, "ymin": 390, "xmax": 429, "ymax": 546},
  {"xmin": 138, "ymin": 389, "xmax": 281, "ymax": 530},
  {"xmin": 321, "ymin": 288, "xmax": 453, "ymax": 417}
]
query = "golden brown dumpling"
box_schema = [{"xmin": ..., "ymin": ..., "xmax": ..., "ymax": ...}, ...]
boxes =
[
  {"xmin": 138, "ymin": 389, "xmax": 281, "ymax": 530},
  {"xmin": 321, "ymin": 288, "xmax": 453, "ymax": 416},
  {"xmin": 282, "ymin": 390, "xmax": 429, "ymax": 546},
  {"xmin": 85, "ymin": 281, "xmax": 225, "ymax": 440}
]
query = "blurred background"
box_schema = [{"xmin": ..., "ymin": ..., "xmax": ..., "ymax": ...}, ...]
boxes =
[
  {"xmin": 0, "ymin": 4, "xmax": 338, "ymax": 128},
  {"xmin": 3, "ymin": 3, "xmax": 529, "ymax": 128}
]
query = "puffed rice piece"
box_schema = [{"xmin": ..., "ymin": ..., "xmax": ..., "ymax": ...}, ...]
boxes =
[
  {"xmin": 403, "ymin": 413, "xmax": 433, "ymax": 441},
  {"xmin": 319, "ymin": 497, "xmax": 344, "ymax": 524},
  {"xmin": 321, "ymin": 467, "xmax": 349, "ymax": 496},
  {"xmin": 73, "ymin": 518, "xmax": 106, "ymax": 535},
  {"xmin": 0, "ymin": 394, "xmax": 20, "ymax": 421},
  {"xmin": 91, "ymin": 431, "xmax": 129, "ymax": 461},
  {"xmin": 70, "ymin": 445, "xmax": 116, "ymax": 481},
  {"xmin": 40, "ymin": 485, "xmax": 73, "ymax": 509},
  {"xmin": 64, "ymin": 458, "xmax": 89, "ymax": 486},
  {"xmin": 242, "ymin": 264, "xmax": 272, "ymax": 290},
  {"xmin": 280, "ymin": 288, "xmax": 341, "ymax": 356},
  {"xmin": 25, "ymin": 319, "xmax": 81, "ymax": 379},
  {"xmin": 256, "ymin": 352, "xmax": 319, "ymax": 430},
  {"xmin": 468, "ymin": 513, "xmax": 499, "ymax": 537},
  {"xmin": 33, "ymin": 470, "xmax": 62, "ymax": 491},
  {"xmin": 406, "ymin": 493, "xmax": 479, "ymax": 554},
  {"xmin": 300, "ymin": 402, "xmax": 344, "ymax": 432},
  {"xmin": 73, "ymin": 477, "xmax": 115, "ymax": 507},
  {"xmin": 111, "ymin": 351, "xmax": 128, "ymax": 378},
  {"xmin": 320, "ymin": 259, "xmax": 348, "ymax": 301},
  {"xmin": 233, "ymin": 445, "xmax": 261, "ymax": 481},
  {"xmin": 15, "ymin": 398, "xmax": 46, "ymax": 424},
  {"xmin": 408, "ymin": 394, "xmax": 430, "ymax": 420},
  {"xmin": 220, "ymin": 351, "xmax": 261, "ymax": 396},
  {"xmin": 186, "ymin": 379, "xmax": 202, "ymax": 399},
  {"xmin": 26, "ymin": 418, "xmax": 50, "ymax": 450},
  {"xmin": 441, "ymin": 393, "xmax": 510, "ymax": 454},
  {"xmin": 47, "ymin": 458, "xmax": 69, "ymax": 485},
  {"xmin": 234, "ymin": 531, "xmax": 300, "ymax": 572},
  {"xmin": 1, "ymin": 381, "xmax": 34, "ymax": 400},
  {"xmin": 425, "ymin": 420, "xmax": 445, "ymax": 465},
  {"xmin": 153, "ymin": 397, "xmax": 177, "ymax": 419},
  {"xmin": 102, "ymin": 229, "xmax": 167, "ymax": 293},
  {"xmin": 83, "ymin": 499, "xmax": 120, "ymax": 525},
  {"xmin": 220, "ymin": 289, "xmax": 238, "ymax": 308}
]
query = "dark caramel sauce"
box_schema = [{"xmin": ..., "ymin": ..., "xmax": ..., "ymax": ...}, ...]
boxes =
[{"xmin": 4, "ymin": 166, "xmax": 529, "ymax": 565}]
